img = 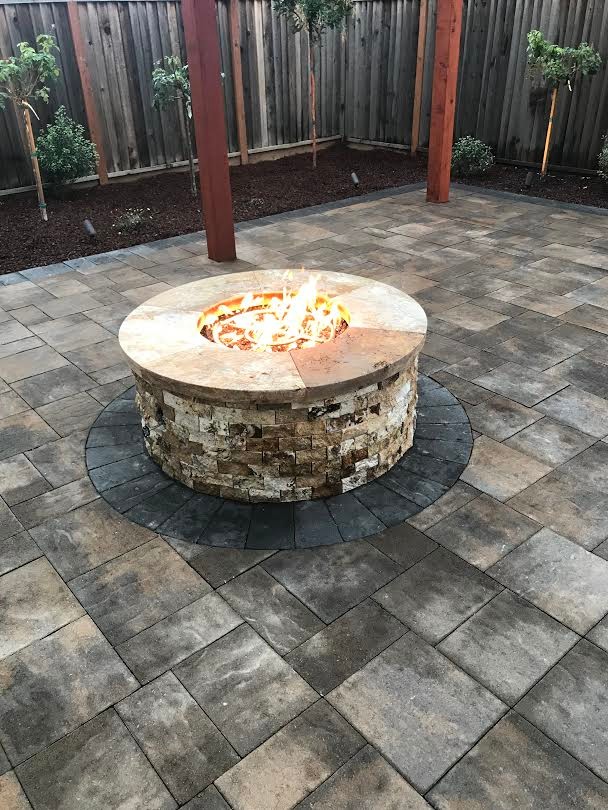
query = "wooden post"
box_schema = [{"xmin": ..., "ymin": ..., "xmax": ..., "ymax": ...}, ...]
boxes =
[
  {"xmin": 309, "ymin": 34, "xmax": 317, "ymax": 168},
  {"xmin": 411, "ymin": 0, "xmax": 428, "ymax": 155},
  {"xmin": 22, "ymin": 106, "xmax": 47, "ymax": 221},
  {"xmin": 426, "ymin": 0, "xmax": 463, "ymax": 203},
  {"xmin": 541, "ymin": 86, "xmax": 558, "ymax": 176},
  {"xmin": 229, "ymin": 0, "xmax": 249, "ymax": 165},
  {"xmin": 66, "ymin": 0, "xmax": 108, "ymax": 185},
  {"xmin": 182, "ymin": 0, "xmax": 236, "ymax": 262}
]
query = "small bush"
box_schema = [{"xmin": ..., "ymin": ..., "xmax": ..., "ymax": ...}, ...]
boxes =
[
  {"xmin": 37, "ymin": 106, "xmax": 98, "ymax": 185},
  {"xmin": 599, "ymin": 134, "xmax": 608, "ymax": 180},
  {"xmin": 113, "ymin": 207, "xmax": 152, "ymax": 233},
  {"xmin": 451, "ymin": 136, "xmax": 494, "ymax": 177}
]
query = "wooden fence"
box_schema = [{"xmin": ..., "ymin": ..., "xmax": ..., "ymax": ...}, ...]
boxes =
[{"xmin": 1, "ymin": 0, "xmax": 608, "ymax": 192}]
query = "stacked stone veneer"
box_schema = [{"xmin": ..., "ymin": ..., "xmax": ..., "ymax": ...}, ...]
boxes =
[{"xmin": 134, "ymin": 359, "xmax": 418, "ymax": 503}]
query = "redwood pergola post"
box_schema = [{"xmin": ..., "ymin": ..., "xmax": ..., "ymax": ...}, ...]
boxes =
[
  {"xmin": 426, "ymin": 0, "xmax": 463, "ymax": 203},
  {"xmin": 182, "ymin": 0, "xmax": 236, "ymax": 261}
]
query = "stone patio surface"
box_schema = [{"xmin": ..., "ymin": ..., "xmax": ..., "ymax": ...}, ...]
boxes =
[{"xmin": 2, "ymin": 185, "xmax": 608, "ymax": 808}]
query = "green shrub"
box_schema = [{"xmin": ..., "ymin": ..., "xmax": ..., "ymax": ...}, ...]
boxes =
[
  {"xmin": 451, "ymin": 136, "xmax": 494, "ymax": 177},
  {"xmin": 599, "ymin": 134, "xmax": 608, "ymax": 180},
  {"xmin": 37, "ymin": 106, "xmax": 98, "ymax": 185},
  {"xmin": 113, "ymin": 207, "xmax": 152, "ymax": 233}
]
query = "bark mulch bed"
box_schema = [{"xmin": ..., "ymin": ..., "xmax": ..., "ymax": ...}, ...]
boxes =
[
  {"xmin": 0, "ymin": 145, "xmax": 426, "ymax": 275},
  {"xmin": 2, "ymin": 145, "xmax": 608, "ymax": 276},
  {"xmin": 457, "ymin": 162, "xmax": 608, "ymax": 210}
]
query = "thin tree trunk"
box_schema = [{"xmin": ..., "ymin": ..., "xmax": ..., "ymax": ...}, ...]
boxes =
[
  {"xmin": 23, "ymin": 105, "xmax": 47, "ymax": 221},
  {"xmin": 183, "ymin": 97, "xmax": 196, "ymax": 196},
  {"xmin": 541, "ymin": 86, "xmax": 558, "ymax": 176},
  {"xmin": 308, "ymin": 30, "xmax": 317, "ymax": 169}
]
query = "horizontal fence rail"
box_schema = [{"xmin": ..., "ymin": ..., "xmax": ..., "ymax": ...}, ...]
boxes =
[{"xmin": 1, "ymin": 0, "xmax": 607, "ymax": 192}]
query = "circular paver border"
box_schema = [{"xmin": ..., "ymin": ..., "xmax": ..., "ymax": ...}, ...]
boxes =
[{"xmin": 85, "ymin": 375, "xmax": 473, "ymax": 550}]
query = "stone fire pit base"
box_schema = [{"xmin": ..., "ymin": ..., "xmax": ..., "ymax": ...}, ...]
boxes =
[
  {"xmin": 135, "ymin": 363, "xmax": 418, "ymax": 503},
  {"xmin": 85, "ymin": 376, "xmax": 473, "ymax": 549}
]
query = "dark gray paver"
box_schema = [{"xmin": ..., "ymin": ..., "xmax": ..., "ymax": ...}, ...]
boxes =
[
  {"xmin": 285, "ymin": 599, "xmax": 405, "ymax": 695},
  {"xmin": 504, "ymin": 417, "xmax": 596, "ymax": 465},
  {"xmin": 517, "ymin": 640, "xmax": 608, "ymax": 782},
  {"xmin": 438, "ymin": 589, "xmax": 577, "ymax": 704},
  {"xmin": 0, "ymin": 531, "xmax": 41, "ymax": 576},
  {"xmin": 215, "ymin": 700, "xmax": 364, "ymax": 810},
  {"xmin": 0, "ymin": 411, "xmax": 58, "ymax": 461},
  {"xmin": 188, "ymin": 547, "xmax": 275, "ymax": 588},
  {"xmin": 489, "ymin": 529, "xmax": 608, "ymax": 633},
  {"xmin": 116, "ymin": 673, "xmax": 238, "ymax": 804},
  {"xmin": 366, "ymin": 522, "xmax": 437, "ymax": 568},
  {"xmin": 16, "ymin": 710, "xmax": 176, "ymax": 810},
  {"xmin": 374, "ymin": 548, "xmax": 502, "ymax": 642},
  {"xmin": 535, "ymin": 385, "xmax": 608, "ymax": 437},
  {"xmin": 328, "ymin": 633, "xmax": 506, "ymax": 793},
  {"xmin": 466, "ymin": 395, "xmax": 541, "ymax": 440},
  {"xmin": 294, "ymin": 744, "xmax": 430, "ymax": 809},
  {"xmin": 116, "ymin": 592, "xmax": 242, "ymax": 684},
  {"xmin": 427, "ymin": 493, "xmax": 540, "ymax": 569},
  {"xmin": 29, "ymin": 499, "xmax": 156, "ymax": 581},
  {"xmin": 10, "ymin": 478, "xmax": 98, "ymax": 530},
  {"xmin": 12, "ymin": 365, "xmax": 95, "ymax": 408},
  {"xmin": 0, "ymin": 499, "xmax": 23, "ymax": 543},
  {"xmin": 218, "ymin": 566, "xmax": 323, "ymax": 654},
  {"xmin": 427, "ymin": 712, "xmax": 608, "ymax": 809},
  {"xmin": 0, "ymin": 455, "xmax": 50, "ymax": 506},
  {"xmin": 0, "ymin": 558, "xmax": 83, "ymax": 659},
  {"xmin": 473, "ymin": 362, "xmax": 568, "ymax": 406},
  {"xmin": 262, "ymin": 541, "xmax": 401, "ymax": 622},
  {"xmin": 0, "ymin": 617, "xmax": 137, "ymax": 764},
  {"xmin": 182, "ymin": 786, "xmax": 230, "ymax": 810},
  {"xmin": 70, "ymin": 537, "xmax": 210, "ymax": 644},
  {"xmin": 175, "ymin": 624, "xmax": 317, "ymax": 755}
]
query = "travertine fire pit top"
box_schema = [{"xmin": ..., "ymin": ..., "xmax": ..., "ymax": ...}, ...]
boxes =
[{"xmin": 119, "ymin": 269, "xmax": 427, "ymax": 404}]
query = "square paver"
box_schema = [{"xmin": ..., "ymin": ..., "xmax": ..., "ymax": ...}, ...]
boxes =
[
  {"xmin": 504, "ymin": 417, "xmax": 596, "ymax": 465},
  {"xmin": 0, "ymin": 346, "xmax": 68, "ymax": 384},
  {"xmin": 427, "ymin": 494, "xmax": 540, "ymax": 569},
  {"xmin": 262, "ymin": 541, "xmax": 401, "ymax": 622},
  {"xmin": 285, "ymin": 599, "xmax": 405, "ymax": 695},
  {"xmin": 116, "ymin": 673, "xmax": 238, "ymax": 803},
  {"xmin": 181, "ymin": 786, "xmax": 230, "ymax": 810},
  {"xmin": 427, "ymin": 712, "xmax": 608, "ymax": 809},
  {"xmin": 16, "ymin": 709, "xmax": 176, "ymax": 810},
  {"xmin": 12, "ymin": 365, "xmax": 95, "ymax": 408},
  {"xmin": 489, "ymin": 529, "xmax": 608, "ymax": 633},
  {"xmin": 373, "ymin": 548, "xmax": 502, "ymax": 642},
  {"xmin": 435, "ymin": 303, "xmax": 510, "ymax": 331},
  {"xmin": 25, "ymin": 430, "xmax": 88, "ymax": 487},
  {"xmin": 0, "ymin": 558, "xmax": 83, "ymax": 660},
  {"xmin": 328, "ymin": 633, "xmax": 505, "ymax": 793},
  {"xmin": 0, "ymin": 617, "xmax": 137, "ymax": 764},
  {"xmin": 438, "ymin": 590, "xmax": 577, "ymax": 704},
  {"xmin": 70, "ymin": 537, "xmax": 210, "ymax": 644},
  {"xmin": 175, "ymin": 624, "xmax": 317, "ymax": 755},
  {"xmin": 218, "ymin": 566, "xmax": 323, "ymax": 654},
  {"xmin": 215, "ymin": 700, "xmax": 364, "ymax": 810},
  {"xmin": 460, "ymin": 436, "xmax": 551, "ymax": 501},
  {"xmin": 29, "ymin": 499, "xmax": 157, "ymax": 581},
  {"xmin": 296, "ymin": 744, "xmax": 430, "ymax": 809},
  {"xmin": 517, "ymin": 640, "xmax": 608, "ymax": 781},
  {"xmin": 116, "ymin": 592, "xmax": 242, "ymax": 684}
]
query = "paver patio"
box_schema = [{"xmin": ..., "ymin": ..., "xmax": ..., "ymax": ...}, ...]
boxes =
[{"xmin": 2, "ymin": 184, "xmax": 608, "ymax": 808}]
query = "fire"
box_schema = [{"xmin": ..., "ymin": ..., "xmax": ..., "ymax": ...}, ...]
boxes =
[{"xmin": 200, "ymin": 274, "xmax": 349, "ymax": 352}]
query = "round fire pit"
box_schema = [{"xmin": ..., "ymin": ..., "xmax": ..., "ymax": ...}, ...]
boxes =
[{"xmin": 119, "ymin": 269, "xmax": 427, "ymax": 503}]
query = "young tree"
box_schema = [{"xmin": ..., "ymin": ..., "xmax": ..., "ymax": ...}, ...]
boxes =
[
  {"xmin": 527, "ymin": 30, "xmax": 601, "ymax": 176},
  {"xmin": 0, "ymin": 34, "xmax": 60, "ymax": 220},
  {"xmin": 152, "ymin": 56, "xmax": 196, "ymax": 195},
  {"xmin": 274, "ymin": 0, "xmax": 351, "ymax": 168}
]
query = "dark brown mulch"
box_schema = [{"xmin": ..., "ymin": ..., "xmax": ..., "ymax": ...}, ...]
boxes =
[
  {"xmin": 3, "ymin": 146, "xmax": 608, "ymax": 276},
  {"xmin": 456, "ymin": 163, "xmax": 608, "ymax": 210},
  {"xmin": 0, "ymin": 145, "xmax": 427, "ymax": 275}
]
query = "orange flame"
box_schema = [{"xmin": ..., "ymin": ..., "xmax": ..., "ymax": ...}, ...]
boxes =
[{"xmin": 200, "ymin": 274, "xmax": 348, "ymax": 352}]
